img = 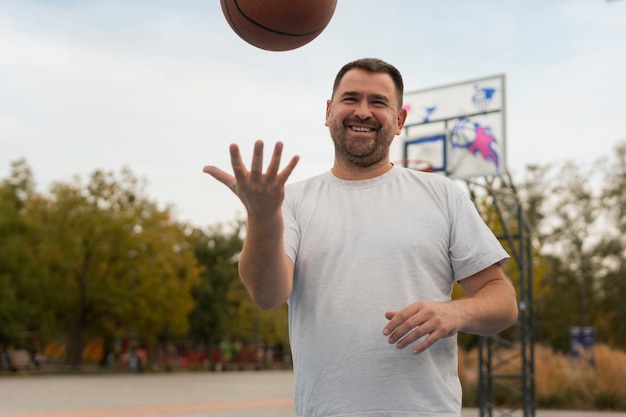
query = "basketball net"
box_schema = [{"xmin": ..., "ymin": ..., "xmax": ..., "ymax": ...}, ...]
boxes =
[{"xmin": 395, "ymin": 159, "xmax": 435, "ymax": 172}]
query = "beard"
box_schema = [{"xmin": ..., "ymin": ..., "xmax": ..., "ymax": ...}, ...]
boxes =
[{"xmin": 329, "ymin": 118, "xmax": 394, "ymax": 168}]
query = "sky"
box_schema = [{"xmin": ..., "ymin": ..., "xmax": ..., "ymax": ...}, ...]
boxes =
[{"xmin": 1, "ymin": 0, "xmax": 625, "ymax": 228}]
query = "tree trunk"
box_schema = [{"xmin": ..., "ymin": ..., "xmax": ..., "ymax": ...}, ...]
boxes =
[{"xmin": 66, "ymin": 316, "xmax": 85, "ymax": 367}]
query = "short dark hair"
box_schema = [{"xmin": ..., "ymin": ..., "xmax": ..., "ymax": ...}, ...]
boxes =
[{"xmin": 331, "ymin": 58, "xmax": 404, "ymax": 108}]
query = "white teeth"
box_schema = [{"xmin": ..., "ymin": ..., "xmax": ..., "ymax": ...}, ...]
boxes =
[{"xmin": 352, "ymin": 126, "xmax": 372, "ymax": 132}]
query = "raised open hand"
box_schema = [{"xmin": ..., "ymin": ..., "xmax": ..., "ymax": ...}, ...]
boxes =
[{"xmin": 203, "ymin": 140, "xmax": 299, "ymax": 219}]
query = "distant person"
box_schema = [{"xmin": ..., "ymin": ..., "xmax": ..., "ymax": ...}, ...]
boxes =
[{"xmin": 204, "ymin": 57, "xmax": 518, "ymax": 417}]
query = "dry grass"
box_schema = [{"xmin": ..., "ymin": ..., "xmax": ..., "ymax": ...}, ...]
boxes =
[
  {"xmin": 458, "ymin": 343, "xmax": 626, "ymax": 410},
  {"xmin": 591, "ymin": 344, "xmax": 626, "ymax": 409}
]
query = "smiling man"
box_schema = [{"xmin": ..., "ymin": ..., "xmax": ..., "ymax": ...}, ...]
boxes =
[
  {"xmin": 326, "ymin": 63, "xmax": 405, "ymax": 174},
  {"xmin": 204, "ymin": 58, "xmax": 518, "ymax": 417}
]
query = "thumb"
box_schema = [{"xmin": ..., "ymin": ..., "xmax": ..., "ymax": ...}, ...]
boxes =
[{"xmin": 203, "ymin": 166, "xmax": 236, "ymax": 191}]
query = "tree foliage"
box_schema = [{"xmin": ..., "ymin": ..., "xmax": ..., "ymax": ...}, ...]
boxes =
[
  {"xmin": 0, "ymin": 162, "xmax": 201, "ymax": 365},
  {"xmin": 0, "ymin": 159, "xmax": 289, "ymax": 366},
  {"xmin": 518, "ymin": 140, "xmax": 626, "ymax": 351},
  {"xmin": 188, "ymin": 223, "xmax": 245, "ymax": 345},
  {"xmin": 0, "ymin": 160, "xmax": 45, "ymax": 346},
  {"xmin": 596, "ymin": 141, "xmax": 626, "ymax": 348},
  {"xmin": 187, "ymin": 222, "xmax": 289, "ymax": 350},
  {"xmin": 4, "ymin": 139, "xmax": 625, "ymax": 367}
]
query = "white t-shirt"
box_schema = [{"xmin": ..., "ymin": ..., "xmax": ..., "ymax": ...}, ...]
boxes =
[{"xmin": 283, "ymin": 165, "xmax": 509, "ymax": 417}]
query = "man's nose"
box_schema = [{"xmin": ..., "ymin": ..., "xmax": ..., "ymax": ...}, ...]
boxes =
[{"xmin": 353, "ymin": 100, "xmax": 372, "ymax": 119}]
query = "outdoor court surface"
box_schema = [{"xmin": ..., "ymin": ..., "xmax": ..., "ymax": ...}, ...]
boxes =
[{"xmin": 1, "ymin": 370, "xmax": 625, "ymax": 417}]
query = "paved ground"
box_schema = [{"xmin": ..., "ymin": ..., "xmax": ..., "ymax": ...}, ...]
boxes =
[{"xmin": 0, "ymin": 370, "xmax": 625, "ymax": 417}]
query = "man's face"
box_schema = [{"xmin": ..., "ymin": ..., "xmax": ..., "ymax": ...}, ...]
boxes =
[{"xmin": 325, "ymin": 69, "xmax": 407, "ymax": 168}]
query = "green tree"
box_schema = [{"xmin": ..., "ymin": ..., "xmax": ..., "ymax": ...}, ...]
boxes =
[
  {"xmin": 188, "ymin": 222, "xmax": 290, "ymax": 351},
  {"xmin": 596, "ymin": 141, "xmax": 626, "ymax": 347},
  {"xmin": 0, "ymin": 159, "xmax": 45, "ymax": 348},
  {"xmin": 548, "ymin": 162, "xmax": 602, "ymax": 329},
  {"xmin": 29, "ymin": 167, "xmax": 201, "ymax": 366},
  {"xmin": 517, "ymin": 155, "xmax": 623, "ymax": 351},
  {"xmin": 188, "ymin": 223, "xmax": 244, "ymax": 346}
]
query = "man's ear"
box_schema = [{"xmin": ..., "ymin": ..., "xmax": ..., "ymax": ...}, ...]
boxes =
[
  {"xmin": 395, "ymin": 107, "xmax": 408, "ymax": 135},
  {"xmin": 325, "ymin": 99, "xmax": 332, "ymax": 127}
]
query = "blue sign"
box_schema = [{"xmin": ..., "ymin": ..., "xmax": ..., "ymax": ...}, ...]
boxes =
[{"xmin": 570, "ymin": 326, "xmax": 595, "ymax": 367}]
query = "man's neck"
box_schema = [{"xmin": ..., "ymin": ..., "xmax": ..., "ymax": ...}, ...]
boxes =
[{"xmin": 331, "ymin": 158, "xmax": 394, "ymax": 181}]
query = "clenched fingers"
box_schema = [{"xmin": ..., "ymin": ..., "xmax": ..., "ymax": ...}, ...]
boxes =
[{"xmin": 383, "ymin": 302, "xmax": 457, "ymax": 354}]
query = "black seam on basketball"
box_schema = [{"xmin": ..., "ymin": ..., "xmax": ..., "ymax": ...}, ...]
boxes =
[
  {"xmin": 232, "ymin": 0, "xmax": 323, "ymax": 37},
  {"xmin": 223, "ymin": 0, "xmax": 245, "ymax": 39}
]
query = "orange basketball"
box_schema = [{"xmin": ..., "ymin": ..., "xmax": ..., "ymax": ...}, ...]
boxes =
[{"xmin": 220, "ymin": 0, "xmax": 337, "ymax": 52}]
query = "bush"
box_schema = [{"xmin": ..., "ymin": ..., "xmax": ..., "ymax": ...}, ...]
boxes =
[{"xmin": 459, "ymin": 343, "xmax": 626, "ymax": 411}]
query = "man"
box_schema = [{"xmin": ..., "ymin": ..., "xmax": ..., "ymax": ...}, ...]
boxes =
[{"xmin": 204, "ymin": 58, "xmax": 518, "ymax": 417}]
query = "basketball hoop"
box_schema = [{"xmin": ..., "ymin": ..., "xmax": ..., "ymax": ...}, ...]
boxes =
[{"xmin": 395, "ymin": 159, "xmax": 434, "ymax": 172}]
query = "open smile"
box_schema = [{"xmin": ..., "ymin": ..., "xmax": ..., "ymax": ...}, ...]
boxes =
[{"xmin": 349, "ymin": 125, "xmax": 377, "ymax": 133}]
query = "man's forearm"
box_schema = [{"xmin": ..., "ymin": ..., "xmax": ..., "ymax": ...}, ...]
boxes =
[
  {"xmin": 457, "ymin": 278, "xmax": 518, "ymax": 336},
  {"xmin": 238, "ymin": 215, "xmax": 293, "ymax": 311}
]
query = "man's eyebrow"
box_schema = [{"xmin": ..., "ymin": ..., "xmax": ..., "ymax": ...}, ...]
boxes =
[
  {"xmin": 338, "ymin": 91, "xmax": 360, "ymax": 98},
  {"xmin": 338, "ymin": 91, "xmax": 391, "ymax": 102},
  {"xmin": 368, "ymin": 93, "xmax": 391, "ymax": 103}
]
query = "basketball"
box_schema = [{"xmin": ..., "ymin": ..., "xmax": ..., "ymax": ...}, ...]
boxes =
[{"xmin": 220, "ymin": 0, "xmax": 337, "ymax": 52}]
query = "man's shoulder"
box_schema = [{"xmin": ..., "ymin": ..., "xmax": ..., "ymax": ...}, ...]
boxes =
[
  {"xmin": 394, "ymin": 166, "xmax": 458, "ymax": 188},
  {"xmin": 286, "ymin": 172, "xmax": 329, "ymax": 191}
]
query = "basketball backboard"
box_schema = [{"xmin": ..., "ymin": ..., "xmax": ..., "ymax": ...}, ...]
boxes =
[{"xmin": 401, "ymin": 74, "xmax": 506, "ymax": 179}]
